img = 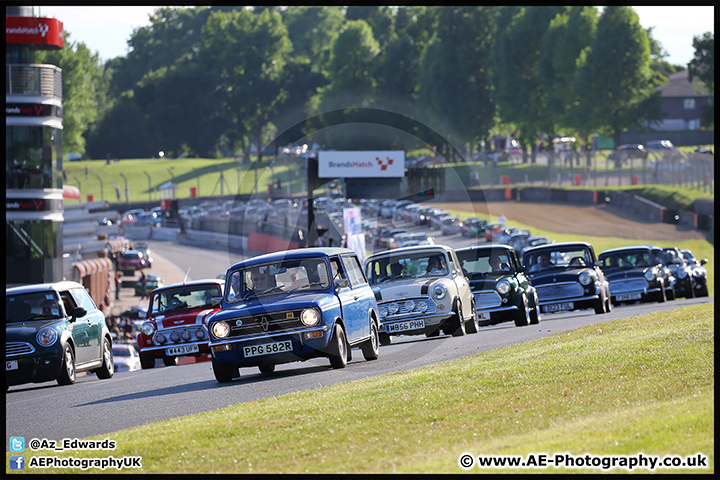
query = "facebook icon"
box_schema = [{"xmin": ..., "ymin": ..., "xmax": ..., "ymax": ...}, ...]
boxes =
[{"xmin": 10, "ymin": 455, "xmax": 25, "ymax": 470}]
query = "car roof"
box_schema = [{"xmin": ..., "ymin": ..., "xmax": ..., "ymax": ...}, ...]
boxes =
[
  {"xmin": 6, "ymin": 281, "xmax": 85, "ymax": 294},
  {"xmin": 366, "ymin": 244, "xmax": 451, "ymax": 259},
  {"xmin": 522, "ymin": 241, "xmax": 593, "ymax": 255},
  {"xmin": 456, "ymin": 244, "xmax": 515, "ymax": 253},
  {"xmin": 151, "ymin": 278, "xmax": 225, "ymax": 293},
  {"xmin": 229, "ymin": 247, "xmax": 357, "ymax": 270},
  {"xmin": 599, "ymin": 245, "xmax": 653, "ymax": 256}
]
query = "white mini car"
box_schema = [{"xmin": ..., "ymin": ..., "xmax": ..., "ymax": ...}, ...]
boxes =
[{"xmin": 364, "ymin": 245, "xmax": 477, "ymax": 344}]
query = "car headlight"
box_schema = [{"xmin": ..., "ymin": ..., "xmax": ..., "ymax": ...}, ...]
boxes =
[
  {"xmin": 416, "ymin": 302, "xmax": 428, "ymax": 313},
  {"xmin": 388, "ymin": 303, "xmax": 399, "ymax": 314},
  {"xmin": 404, "ymin": 300, "xmax": 415, "ymax": 311},
  {"xmin": 141, "ymin": 322, "xmax": 155, "ymax": 336},
  {"xmin": 211, "ymin": 321, "xmax": 230, "ymax": 339},
  {"xmin": 378, "ymin": 306, "xmax": 388, "ymax": 318},
  {"xmin": 496, "ymin": 280, "xmax": 511, "ymax": 295},
  {"xmin": 692, "ymin": 268, "xmax": 705, "ymax": 278},
  {"xmin": 37, "ymin": 327, "xmax": 58, "ymax": 347},
  {"xmin": 155, "ymin": 333, "xmax": 167, "ymax": 344},
  {"xmin": 677, "ymin": 268, "xmax": 688, "ymax": 279},
  {"xmin": 431, "ymin": 284, "xmax": 447, "ymax": 300},
  {"xmin": 579, "ymin": 271, "xmax": 596, "ymax": 286},
  {"xmin": 195, "ymin": 328, "xmax": 207, "ymax": 340},
  {"xmin": 644, "ymin": 269, "xmax": 657, "ymax": 282},
  {"xmin": 300, "ymin": 308, "xmax": 320, "ymax": 326}
]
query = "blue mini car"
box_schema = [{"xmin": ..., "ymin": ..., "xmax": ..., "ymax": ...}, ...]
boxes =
[{"xmin": 207, "ymin": 248, "xmax": 380, "ymax": 382}]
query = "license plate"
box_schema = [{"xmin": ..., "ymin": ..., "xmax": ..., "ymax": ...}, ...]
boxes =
[
  {"xmin": 477, "ymin": 312, "xmax": 491, "ymax": 321},
  {"xmin": 6, "ymin": 360, "xmax": 18, "ymax": 371},
  {"xmin": 165, "ymin": 344, "xmax": 199, "ymax": 356},
  {"xmin": 543, "ymin": 302, "xmax": 574, "ymax": 313},
  {"xmin": 386, "ymin": 319, "xmax": 425, "ymax": 333},
  {"xmin": 243, "ymin": 340, "xmax": 293, "ymax": 358},
  {"xmin": 616, "ymin": 293, "xmax": 642, "ymax": 301}
]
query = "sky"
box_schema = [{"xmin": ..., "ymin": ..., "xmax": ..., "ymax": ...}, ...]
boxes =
[{"xmin": 35, "ymin": 5, "xmax": 715, "ymax": 67}]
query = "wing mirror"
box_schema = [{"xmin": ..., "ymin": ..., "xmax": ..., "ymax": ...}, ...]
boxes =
[
  {"xmin": 211, "ymin": 296, "xmax": 222, "ymax": 307},
  {"xmin": 72, "ymin": 306, "xmax": 87, "ymax": 320},
  {"xmin": 335, "ymin": 278, "xmax": 350, "ymax": 290}
]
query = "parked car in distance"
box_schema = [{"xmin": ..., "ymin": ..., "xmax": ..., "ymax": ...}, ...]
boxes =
[
  {"xmin": 118, "ymin": 249, "xmax": 151, "ymax": 275},
  {"xmin": 135, "ymin": 273, "xmax": 163, "ymax": 297},
  {"xmin": 208, "ymin": 248, "xmax": 380, "ymax": 382},
  {"xmin": 364, "ymin": 245, "xmax": 476, "ymax": 343},
  {"xmin": 598, "ymin": 245, "xmax": 670, "ymax": 305},
  {"xmin": 137, "ymin": 279, "xmax": 225, "ymax": 369},
  {"xmin": 610, "ymin": 144, "xmax": 648, "ymax": 161},
  {"xmin": 522, "ymin": 242, "xmax": 612, "ymax": 315},
  {"xmin": 645, "ymin": 139, "xmax": 675, "ymax": 150},
  {"xmin": 6, "ymin": 281, "xmax": 114, "ymax": 387},
  {"xmin": 679, "ymin": 248, "xmax": 709, "ymax": 297},
  {"xmin": 112, "ymin": 343, "xmax": 141, "ymax": 372},
  {"xmin": 440, "ymin": 216, "xmax": 462, "ymax": 236},
  {"xmin": 456, "ymin": 245, "xmax": 540, "ymax": 327}
]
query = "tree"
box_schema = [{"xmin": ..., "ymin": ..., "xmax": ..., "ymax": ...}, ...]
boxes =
[
  {"xmin": 492, "ymin": 6, "xmax": 564, "ymax": 163},
  {"xmin": 573, "ymin": 6, "xmax": 662, "ymax": 146},
  {"xmin": 35, "ymin": 33, "xmax": 109, "ymax": 157},
  {"xmin": 688, "ymin": 31, "xmax": 714, "ymax": 95},
  {"xmin": 415, "ymin": 7, "xmax": 497, "ymax": 161}
]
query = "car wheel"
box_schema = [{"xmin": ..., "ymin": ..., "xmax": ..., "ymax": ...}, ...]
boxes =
[
  {"xmin": 212, "ymin": 356, "xmax": 238, "ymax": 383},
  {"xmin": 95, "ymin": 337, "xmax": 114, "ymax": 379},
  {"xmin": 450, "ymin": 301, "xmax": 466, "ymax": 336},
  {"xmin": 697, "ymin": 283, "xmax": 709, "ymax": 297},
  {"xmin": 163, "ymin": 356, "xmax": 178, "ymax": 367},
  {"xmin": 57, "ymin": 343, "xmax": 76, "ymax": 385},
  {"xmin": 361, "ymin": 321, "xmax": 380, "ymax": 361},
  {"xmin": 529, "ymin": 292, "xmax": 541, "ymax": 324},
  {"xmin": 594, "ymin": 294, "xmax": 607, "ymax": 314},
  {"xmin": 465, "ymin": 300, "xmax": 478, "ymax": 333},
  {"xmin": 258, "ymin": 363, "xmax": 275, "ymax": 374},
  {"xmin": 328, "ymin": 324, "xmax": 348, "ymax": 369},
  {"xmin": 656, "ymin": 284, "xmax": 667, "ymax": 303},
  {"xmin": 686, "ymin": 280, "xmax": 695, "ymax": 299},
  {"xmin": 513, "ymin": 295, "xmax": 530, "ymax": 327},
  {"xmin": 140, "ymin": 353, "xmax": 155, "ymax": 369}
]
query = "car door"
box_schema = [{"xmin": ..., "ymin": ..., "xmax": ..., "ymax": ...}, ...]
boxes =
[
  {"xmin": 330, "ymin": 256, "xmax": 363, "ymax": 342},
  {"xmin": 67, "ymin": 287, "xmax": 103, "ymax": 365},
  {"xmin": 341, "ymin": 254, "xmax": 374, "ymax": 341},
  {"xmin": 448, "ymin": 250, "xmax": 472, "ymax": 318}
]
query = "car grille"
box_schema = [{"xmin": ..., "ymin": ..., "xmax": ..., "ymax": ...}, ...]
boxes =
[
  {"xmin": 535, "ymin": 282, "xmax": 583, "ymax": 300},
  {"xmin": 154, "ymin": 326, "xmax": 208, "ymax": 344},
  {"xmin": 378, "ymin": 297, "xmax": 436, "ymax": 319},
  {"xmin": 609, "ymin": 279, "xmax": 648, "ymax": 295},
  {"xmin": 474, "ymin": 291, "xmax": 502, "ymax": 309},
  {"xmin": 6, "ymin": 342, "xmax": 35, "ymax": 356},
  {"xmin": 227, "ymin": 310, "xmax": 305, "ymax": 337}
]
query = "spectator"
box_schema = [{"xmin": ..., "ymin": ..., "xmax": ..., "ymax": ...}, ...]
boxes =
[
  {"xmin": 139, "ymin": 272, "xmax": 148, "ymax": 300},
  {"xmin": 115, "ymin": 271, "xmax": 122, "ymax": 300}
]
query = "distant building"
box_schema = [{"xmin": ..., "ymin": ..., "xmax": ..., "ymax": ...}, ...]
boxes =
[{"xmin": 654, "ymin": 69, "xmax": 713, "ymax": 131}]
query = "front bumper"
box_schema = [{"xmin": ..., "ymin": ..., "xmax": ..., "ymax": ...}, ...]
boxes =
[{"xmin": 6, "ymin": 345, "xmax": 63, "ymax": 387}]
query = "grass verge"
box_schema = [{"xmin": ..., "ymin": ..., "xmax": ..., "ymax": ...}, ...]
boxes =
[{"xmin": 10, "ymin": 303, "xmax": 713, "ymax": 474}]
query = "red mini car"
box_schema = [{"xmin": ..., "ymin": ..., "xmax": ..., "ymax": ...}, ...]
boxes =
[{"xmin": 136, "ymin": 279, "xmax": 224, "ymax": 369}]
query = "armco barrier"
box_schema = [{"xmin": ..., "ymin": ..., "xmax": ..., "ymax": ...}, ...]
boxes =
[{"xmin": 608, "ymin": 191, "xmax": 665, "ymax": 223}]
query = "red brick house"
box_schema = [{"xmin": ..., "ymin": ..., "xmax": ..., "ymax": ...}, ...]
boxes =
[{"xmin": 654, "ymin": 69, "xmax": 713, "ymax": 131}]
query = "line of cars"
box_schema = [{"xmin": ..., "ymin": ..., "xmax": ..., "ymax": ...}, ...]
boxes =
[{"xmin": 6, "ymin": 237, "xmax": 709, "ymax": 389}]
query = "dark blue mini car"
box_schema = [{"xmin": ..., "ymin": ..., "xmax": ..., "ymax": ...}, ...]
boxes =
[{"xmin": 207, "ymin": 248, "xmax": 380, "ymax": 382}]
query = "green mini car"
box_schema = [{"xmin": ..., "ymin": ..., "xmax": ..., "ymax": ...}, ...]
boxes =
[
  {"xmin": 456, "ymin": 244, "xmax": 541, "ymax": 327},
  {"xmin": 6, "ymin": 281, "xmax": 115, "ymax": 388}
]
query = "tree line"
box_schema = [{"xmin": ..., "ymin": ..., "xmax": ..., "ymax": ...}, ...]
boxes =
[{"xmin": 35, "ymin": 6, "xmax": 713, "ymax": 164}]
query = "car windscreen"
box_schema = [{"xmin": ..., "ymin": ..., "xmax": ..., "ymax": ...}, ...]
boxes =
[
  {"xmin": 456, "ymin": 250, "xmax": 513, "ymax": 279},
  {"xmin": 599, "ymin": 250, "xmax": 652, "ymax": 269},
  {"xmin": 526, "ymin": 247, "xmax": 592, "ymax": 273},
  {"xmin": 150, "ymin": 284, "xmax": 223, "ymax": 314},
  {"xmin": 6, "ymin": 292, "xmax": 63, "ymax": 322},
  {"xmin": 225, "ymin": 258, "xmax": 331, "ymax": 302},
  {"xmin": 365, "ymin": 251, "xmax": 448, "ymax": 285}
]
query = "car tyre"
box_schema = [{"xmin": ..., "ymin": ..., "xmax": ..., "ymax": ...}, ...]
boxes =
[
  {"xmin": 656, "ymin": 284, "xmax": 667, "ymax": 303},
  {"xmin": 95, "ymin": 337, "xmax": 114, "ymax": 379},
  {"xmin": 57, "ymin": 343, "xmax": 76, "ymax": 385},
  {"xmin": 163, "ymin": 356, "xmax": 178, "ymax": 367},
  {"xmin": 465, "ymin": 300, "xmax": 479, "ymax": 334},
  {"xmin": 513, "ymin": 295, "xmax": 530, "ymax": 327},
  {"xmin": 448, "ymin": 301, "xmax": 466, "ymax": 337},
  {"xmin": 140, "ymin": 353, "xmax": 155, "ymax": 369},
  {"xmin": 258, "ymin": 363, "xmax": 275, "ymax": 374},
  {"xmin": 212, "ymin": 357, "xmax": 238, "ymax": 383},
  {"xmin": 329, "ymin": 323, "xmax": 348, "ymax": 369},
  {"xmin": 594, "ymin": 295, "xmax": 607, "ymax": 314},
  {"xmin": 361, "ymin": 321, "xmax": 380, "ymax": 361}
]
